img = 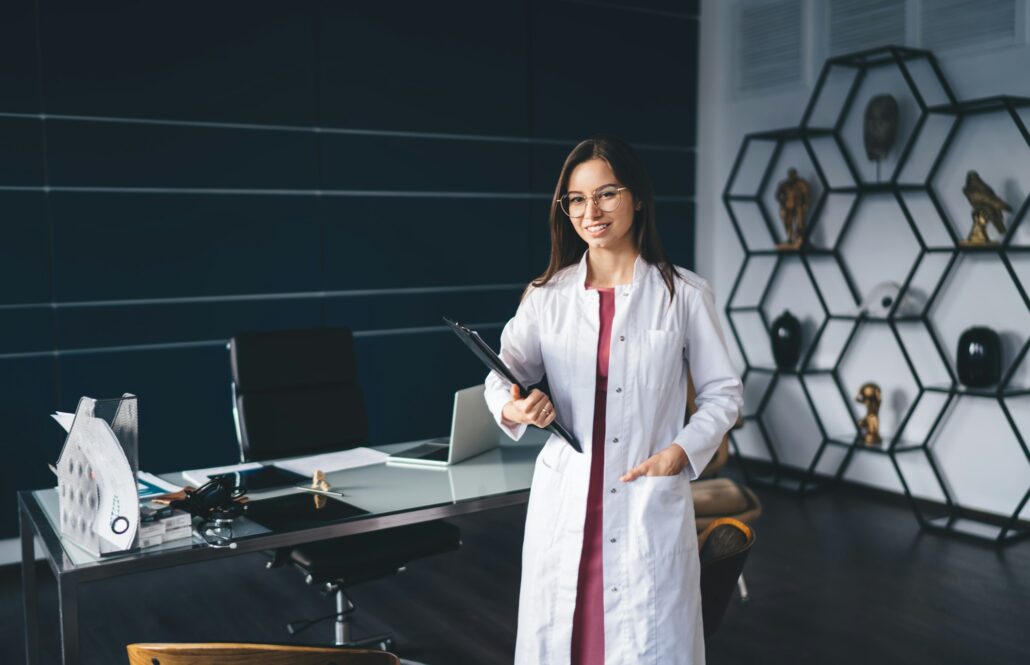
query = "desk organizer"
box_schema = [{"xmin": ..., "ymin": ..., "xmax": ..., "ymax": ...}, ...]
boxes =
[{"xmin": 56, "ymin": 394, "xmax": 140, "ymax": 556}]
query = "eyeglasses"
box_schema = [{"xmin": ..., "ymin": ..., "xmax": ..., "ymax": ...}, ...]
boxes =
[{"xmin": 557, "ymin": 185, "xmax": 628, "ymax": 218}]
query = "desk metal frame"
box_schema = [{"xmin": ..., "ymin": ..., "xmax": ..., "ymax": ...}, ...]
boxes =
[{"xmin": 19, "ymin": 487, "xmax": 530, "ymax": 665}]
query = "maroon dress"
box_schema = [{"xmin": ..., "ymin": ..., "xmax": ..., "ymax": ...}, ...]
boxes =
[{"xmin": 571, "ymin": 285, "xmax": 616, "ymax": 665}]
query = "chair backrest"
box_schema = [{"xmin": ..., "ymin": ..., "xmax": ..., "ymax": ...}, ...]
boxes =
[
  {"xmin": 229, "ymin": 327, "xmax": 369, "ymax": 462},
  {"xmin": 127, "ymin": 643, "xmax": 400, "ymax": 665},
  {"xmin": 697, "ymin": 518, "xmax": 755, "ymax": 638}
]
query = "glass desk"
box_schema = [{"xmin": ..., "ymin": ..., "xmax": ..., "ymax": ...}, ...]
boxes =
[{"xmin": 19, "ymin": 436, "xmax": 545, "ymax": 665}]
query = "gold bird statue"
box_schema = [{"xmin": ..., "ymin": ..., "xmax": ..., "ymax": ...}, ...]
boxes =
[{"xmin": 962, "ymin": 170, "xmax": 1011, "ymax": 245}]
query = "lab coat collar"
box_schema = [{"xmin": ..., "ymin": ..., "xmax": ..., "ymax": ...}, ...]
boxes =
[{"xmin": 574, "ymin": 249, "xmax": 652, "ymax": 297}]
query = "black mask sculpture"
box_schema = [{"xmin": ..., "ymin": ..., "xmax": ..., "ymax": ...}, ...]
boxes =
[{"xmin": 863, "ymin": 94, "xmax": 899, "ymax": 162}]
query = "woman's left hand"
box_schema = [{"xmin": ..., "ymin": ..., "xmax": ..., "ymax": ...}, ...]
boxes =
[{"xmin": 620, "ymin": 444, "xmax": 689, "ymax": 482}]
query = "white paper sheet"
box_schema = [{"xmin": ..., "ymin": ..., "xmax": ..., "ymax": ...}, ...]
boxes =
[
  {"xmin": 273, "ymin": 447, "xmax": 390, "ymax": 477},
  {"xmin": 181, "ymin": 462, "xmax": 262, "ymax": 487}
]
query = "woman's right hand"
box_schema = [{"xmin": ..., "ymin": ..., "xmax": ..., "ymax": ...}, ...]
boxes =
[{"xmin": 501, "ymin": 384, "xmax": 557, "ymax": 428}]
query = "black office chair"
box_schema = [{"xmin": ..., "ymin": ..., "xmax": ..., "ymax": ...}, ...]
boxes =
[{"xmin": 228, "ymin": 327, "xmax": 462, "ymax": 649}]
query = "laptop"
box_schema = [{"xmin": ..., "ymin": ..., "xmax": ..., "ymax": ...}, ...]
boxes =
[{"xmin": 387, "ymin": 384, "xmax": 500, "ymax": 467}]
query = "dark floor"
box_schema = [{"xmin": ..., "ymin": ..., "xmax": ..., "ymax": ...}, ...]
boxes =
[{"xmin": 2, "ymin": 464, "xmax": 1028, "ymax": 665}]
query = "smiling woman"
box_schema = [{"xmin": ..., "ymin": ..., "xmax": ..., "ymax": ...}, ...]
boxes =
[{"xmin": 483, "ymin": 134, "xmax": 743, "ymax": 665}]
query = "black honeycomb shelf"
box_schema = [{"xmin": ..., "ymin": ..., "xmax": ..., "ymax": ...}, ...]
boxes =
[{"xmin": 723, "ymin": 46, "xmax": 1030, "ymax": 546}]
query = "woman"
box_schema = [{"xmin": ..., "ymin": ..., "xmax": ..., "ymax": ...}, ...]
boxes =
[{"xmin": 483, "ymin": 135, "xmax": 742, "ymax": 664}]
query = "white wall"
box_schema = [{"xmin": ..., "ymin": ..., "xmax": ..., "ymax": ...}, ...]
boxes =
[{"xmin": 697, "ymin": 0, "xmax": 1030, "ymax": 519}]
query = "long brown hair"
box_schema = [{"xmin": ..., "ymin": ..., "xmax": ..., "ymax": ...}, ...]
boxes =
[{"xmin": 528, "ymin": 134, "xmax": 682, "ymax": 301}]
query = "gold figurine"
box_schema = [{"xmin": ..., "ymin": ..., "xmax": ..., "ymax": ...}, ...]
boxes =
[
  {"xmin": 311, "ymin": 469, "xmax": 330, "ymax": 509},
  {"xmin": 961, "ymin": 170, "xmax": 1010, "ymax": 246},
  {"xmin": 855, "ymin": 382, "xmax": 882, "ymax": 446},
  {"xmin": 774, "ymin": 168, "xmax": 810, "ymax": 249}
]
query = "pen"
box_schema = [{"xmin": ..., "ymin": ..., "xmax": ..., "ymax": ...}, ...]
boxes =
[{"xmin": 294, "ymin": 486, "xmax": 346, "ymax": 498}]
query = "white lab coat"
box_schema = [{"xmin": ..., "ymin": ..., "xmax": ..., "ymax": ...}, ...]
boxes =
[{"xmin": 484, "ymin": 251, "xmax": 742, "ymax": 665}]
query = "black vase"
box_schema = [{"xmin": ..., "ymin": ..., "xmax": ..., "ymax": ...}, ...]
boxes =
[
  {"xmin": 957, "ymin": 326, "xmax": 1001, "ymax": 388},
  {"xmin": 771, "ymin": 310, "xmax": 802, "ymax": 369}
]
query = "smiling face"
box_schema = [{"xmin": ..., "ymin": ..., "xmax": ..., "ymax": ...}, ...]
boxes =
[{"xmin": 565, "ymin": 157, "xmax": 639, "ymax": 254}]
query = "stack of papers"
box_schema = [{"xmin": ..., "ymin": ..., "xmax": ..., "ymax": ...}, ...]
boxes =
[{"xmin": 273, "ymin": 447, "xmax": 389, "ymax": 476}]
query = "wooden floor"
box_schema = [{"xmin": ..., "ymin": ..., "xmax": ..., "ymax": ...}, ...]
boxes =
[{"xmin": 2, "ymin": 465, "xmax": 1028, "ymax": 664}]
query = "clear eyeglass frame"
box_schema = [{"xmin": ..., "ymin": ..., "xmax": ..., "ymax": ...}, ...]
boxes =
[{"xmin": 557, "ymin": 186, "xmax": 629, "ymax": 218}]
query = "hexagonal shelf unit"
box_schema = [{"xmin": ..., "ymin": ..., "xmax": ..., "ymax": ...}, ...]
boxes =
[
  {"xmin": 912, "ymin": 95, "xmax": 1030, "ymax": 248},
  {"xmin": 723, "ymin": 46, "xmax": 1030, "ymax": 545},
  {"xmin": 801, "ymin": 45, "xmax": 956, "ymax": 188}
]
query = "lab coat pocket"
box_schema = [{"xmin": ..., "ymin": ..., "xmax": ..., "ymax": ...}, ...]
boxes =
[
  {"xmin": 639, "ymin": 471, "xmax": 689, "ymax": 493},
  {"xmin": 640, "ymin": 329, "xmax": 682, "ymax": 389},
  {"xmin": 629, "ymin": 472, "xmax": 694, "ymax": 558}
]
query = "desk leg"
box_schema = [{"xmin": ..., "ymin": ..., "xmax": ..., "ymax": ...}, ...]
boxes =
[
  {"xmin": 20, "ymin": 504, "xmax": 39, "ymax": 665},
  {"xmin": 58, "ymin": 577, "xmax": 79, "ymax": 665}
]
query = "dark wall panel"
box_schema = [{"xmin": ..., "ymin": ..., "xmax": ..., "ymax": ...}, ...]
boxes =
[
  {"xmin": 0, "ymin": 310, "xmax": 54, "ymax": 355},
  {"xmin": 0, "ymin": 193, "xmax": 50, "ymax": 304},
  {"xmin": 320, "ymin": 134, "xmax": 530, "ymax": 192},
  {"xmin": 50, "ymin": 194, "xmax": 321, "ymax": 300},
  {"xmin": 590, "ymin": 0, "xmax": 699, "ymax": 17},
  {"xmin": 0, "ymin": 0, "xmax": 41, "ymax": 113},
  {"xmin": 324, "ymin": 289, "xmax": 523, "ymax": 332},
  {"xmin": 46, "ymin": 123, "xmax": 318, "ymax": 189},
  {"xmin": 318, "ymin": 0, "xmax": 529, "ymax": 135},
  {"xmin": 0, "ymin": 118, "xmax": 44, "ymax": 185},
  {"xmin": 322, "ymin": 198, "xmax": 534, "ymax": 288},
  {"xmin": 531, "ymin": 0, "xmax": 699, "ymax": 147},
  {"xmin": 38, "ymin": 1, "xmax": 318, "ymax": 124},
  {"xmin": 57, "ymin": 300, "xmax": 324, "ymax": 350}
]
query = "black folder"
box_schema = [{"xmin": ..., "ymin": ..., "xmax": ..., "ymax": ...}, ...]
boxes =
[{"xmin": 443, "ymin": 316, "xmax": 581, "ymax": 453}]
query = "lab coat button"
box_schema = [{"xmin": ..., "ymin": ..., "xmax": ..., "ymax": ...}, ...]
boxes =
[
  {"xmin": 610, "ymin": 537, "xmax": 617, "ymax": 543},
  {"xmin": 615, "ymin": 387, "xmax": 622, "ymax": 393},
  {"xmin": 612, "ymin": 437, "xmax": 619, "ymax": 443},
  {"xmin": 610, "ymin": 488, "xmax": 617, "ymax": 494},
  {"xmin": 611, "ymin": 586, "xmax": 618, "ymax": 592},
  {"xmin": 619, "ymin": 335, "xmax": 625, "ymax": 341}
]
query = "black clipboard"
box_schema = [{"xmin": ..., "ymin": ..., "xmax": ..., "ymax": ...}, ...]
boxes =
[{"xmin": 443, "ymin": 316, "xmax": 581, "ymax": 453}]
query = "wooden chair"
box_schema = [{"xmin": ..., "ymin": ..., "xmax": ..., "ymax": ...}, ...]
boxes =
[{"xmin": 126, "ymin": 643, "xmax": 400, "ymax": 665}]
